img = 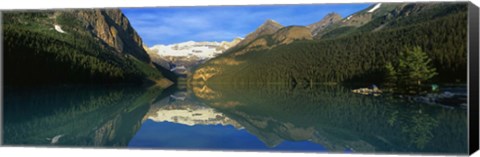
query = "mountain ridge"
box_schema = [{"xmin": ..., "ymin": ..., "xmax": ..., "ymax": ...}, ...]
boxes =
[{"xmin": 307, "ymin": 12, "xmax": 342, "ymax": 36}]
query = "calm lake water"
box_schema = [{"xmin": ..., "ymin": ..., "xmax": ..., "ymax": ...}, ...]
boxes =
[{"xmin": 2, "ymin": 84, "xmax": 468, "ymax": 154}]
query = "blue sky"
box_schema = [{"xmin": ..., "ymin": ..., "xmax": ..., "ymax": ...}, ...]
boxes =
[{"xmin": 121, "ymin": 4, "xmax": 372, "ymax": 46}]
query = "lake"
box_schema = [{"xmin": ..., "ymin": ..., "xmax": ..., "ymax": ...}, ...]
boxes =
[{"xmin": 2, "ymin": 83, "xmax": 468, "ymax": 154}]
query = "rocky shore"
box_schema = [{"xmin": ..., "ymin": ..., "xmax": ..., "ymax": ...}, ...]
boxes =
[{"xmin": 352, "ymin": 85, "xmax": 467, "ymax": 109}]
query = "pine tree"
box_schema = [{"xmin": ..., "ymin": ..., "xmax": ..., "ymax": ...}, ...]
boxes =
[
  {"xmin": 385, "ymin": 62, "xmax": 397, "ymax": 86},
  {"xmin": 386, "ymin": 46, "xmax": 438, "ymax": 88},
  {"xmin": 398, "ymin": 46, "xmax": 438, "ymax": 86}
]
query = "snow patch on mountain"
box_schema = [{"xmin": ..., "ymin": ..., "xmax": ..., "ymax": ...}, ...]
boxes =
[
  {"xmin": 147, "ymin": 104, "xmax": 243, "ymax": 128},
  {"xmin": 368, "ymin": 3, "xmax": 382, "ymax": 13},
  {"xmin": 149, "ymin": 37, "xmax": 242, "ymax": 60},
  {"xmin": 54, "ymin": 25, "xmax": 67, "ymax": 33}
]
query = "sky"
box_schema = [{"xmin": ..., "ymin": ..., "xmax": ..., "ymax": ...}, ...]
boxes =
[{"xmin": 121, "ymin": 4, "xmax": 372, "ymax": 46}]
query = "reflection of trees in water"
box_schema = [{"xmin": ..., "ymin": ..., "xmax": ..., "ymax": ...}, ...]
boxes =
[
  {"xmin": 401, "ymin": 109, "xmax": 439, "ymax": 149},
  {"xmin": 3, "ymin": 86, "xmax": 165, "ymax": 147},
  {"xmin": 192, "ymin": 84, "xmax": 467, "ymax": 154}
]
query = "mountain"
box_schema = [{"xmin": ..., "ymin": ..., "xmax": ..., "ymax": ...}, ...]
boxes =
[
  {"xmin": 192, "ymin": 2, "xmax": 468, "ymax": 85},
  {"xmin": 229, "ymin": 19, "xmax": 284, "ymax": 51},
  {"xmin": 315, "ymin": 3, "xmax": 467, "ymax": 39},
  {"xmin": 3, "ymin": 9, "xmax": 174, "ymax": 87},
  {"xmin": 309, "ymin": 3, "xmax": 389, "ymax": 39},
  {"xmin": 146, "ymin": 38, "xmax": 242, "ymax": 75},
  {"xmin": 150, "ymin": 38, "xmax": 242, "ymax": 60},
  {"xmin": 192, "ymin": 24, "xmax": 313, "ymax": 83},
  {"xmin": 272, "ymin": 26, "xmax": 313, "ymax": 45},
  {"xmin": 75, "ymin": 9, "xmax": 151, "ymax": 62},
  {"xmin": 307, "ymin": 12, "xmax": 342, "ymax": 36},
  {"xmin": 229, "ymin": 26, "xmax": 312, "ymax": 56}
]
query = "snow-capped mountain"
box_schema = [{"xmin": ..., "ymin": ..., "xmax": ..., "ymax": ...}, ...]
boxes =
[
  {"xmin": 149, "ymin": 37, "xmax": 243, "ymax": 60},
  {"xmin": 142, "ymin": 91, "xmax": 243, "ymax": 128},
  {"xmin": 147, "ymin": 105, "xmax": 242, "ymax": 128}
]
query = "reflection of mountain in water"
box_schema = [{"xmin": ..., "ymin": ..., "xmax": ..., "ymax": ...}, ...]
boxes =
[
  {"xmin": 3, "ymin": 86, "xmax": 166, "ymax": 147},
  {"xmin": 191, "ymin": 84, "xmax": 468, "ymax": 154},
  {"xmin": 143, "ymin": 90, "xmax": 242, "ymax": 128},
  {"xmin": 3, "ymin": 83, "xmax": 467, "ymax": 154}
]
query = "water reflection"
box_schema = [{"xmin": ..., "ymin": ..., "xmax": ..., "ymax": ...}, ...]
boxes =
[
  {"xmin": 130, "ymin": 89, "xmax": 330, "ymax": 151},
  {"xmin": 190, "ymin": 84, "xmax": 468, "ymax": 154},
  {"xmin": 3, "ymin": 83, "xmax": 468, "ymax": 154},
  {"xmin": 3, "ymin": 85, "xmax": 167, "ymax": 147},
  {"xmin": 142, "ymin": 90, "xmax": 241, "ymax": 128}
]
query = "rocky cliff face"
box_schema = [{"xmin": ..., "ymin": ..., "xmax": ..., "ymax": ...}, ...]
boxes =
[
  {"xmin": 307, "ymin": 13, "xmax": 342, "ymax": 36},
  {"xmin": 73, "ymin": 9, "xmax": 151, "ymax": 62}
]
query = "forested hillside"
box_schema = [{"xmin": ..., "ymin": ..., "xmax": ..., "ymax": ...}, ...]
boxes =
[
  {"xmin": 192, "ymin": 3, "xmax": 467, "ymax": 86},
  {"xmin": 3, "ymin": 10, "xmax": 175, "ymax": 87}
]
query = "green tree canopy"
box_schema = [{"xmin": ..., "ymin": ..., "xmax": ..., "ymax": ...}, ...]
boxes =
[{"xmin": 386, "ymin": 46, "xmax": 438, "ymax": 88}]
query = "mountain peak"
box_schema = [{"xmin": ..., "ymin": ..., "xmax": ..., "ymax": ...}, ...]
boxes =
[
  {"xmin": 231, "ymin": 19, "xmax": 284, "ymax": 49},
  {"xmin": 308, "ymin": 12, "xmax": 342, "ymax": 26},
  {"xmin": 261, "ymin": 19, "xmax": 283, "ymax": 28},
  {"xmin": 265, "ymin": 19, "xmax": 278, "ymax": 23},
  {"xmin": 308, "ymin": 12, "xmax": 342, "ymax": 36},
  {"xmin": 326, "ymin": 12, "xmax": 342, "ymax": 18},
  {"xmin": 256, "ymin": 19, "xmax": 283, "ymax": 35}
]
